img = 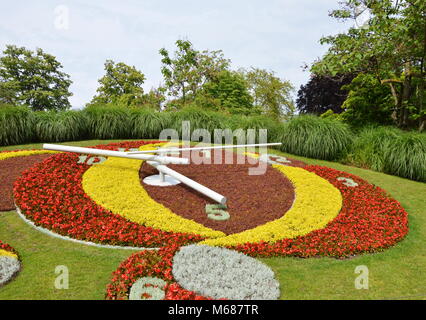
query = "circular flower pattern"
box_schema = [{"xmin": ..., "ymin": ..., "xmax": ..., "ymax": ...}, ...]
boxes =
[
  {"xmin": 232, "ymin": 166, "xmax": 409, "ymax": 258},
  {"xmin": 14, "ymin": 141, "xmax": 204, "ymax": 248},
  {"xmin": 105, "ymin": 245, "xmax": 213, "ymax": 300},
  {"xmin": 172, "ymin": 245, "xmax": 280, "ymax": 300},
  {"xmin": 12, "ymin": 140, "xmax": 409, "ymax": 257}
]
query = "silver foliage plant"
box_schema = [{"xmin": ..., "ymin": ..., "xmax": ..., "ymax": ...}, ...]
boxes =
[
  {"xmin": 0, "ymin": 256, "xmax": 20, "ymax": 286},
  {"xmin": 128, "ymin": 277, "xmax": 166, "ymax": 300},
  {"xmin": 172, "ymin": 245, "xmax": 280, "ymax": 300}
]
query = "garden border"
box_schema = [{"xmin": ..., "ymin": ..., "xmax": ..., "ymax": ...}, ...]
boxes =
[{"xmin": 15, "ymin": 206, "xmax": 157, "ymax": 251}]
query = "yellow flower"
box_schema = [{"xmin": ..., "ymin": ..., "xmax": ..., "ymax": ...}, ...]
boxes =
[
  {"xmin": 201, "ymin": 165, "xmax": 342, "ymax": 246},
  {"xmin": 0, "ymin": 150, "xmax": 57, "ymax": 161},
  {"xmin": 0, "ymin": 249, "xmax": 18, "ymax": 259},
  {"xmin": 83, "ymin": 143, "xmax": 342, "ymax": 246},
  {"xmin": 82, "ymin": 143, "xmax": 225, "ymax": 238}
]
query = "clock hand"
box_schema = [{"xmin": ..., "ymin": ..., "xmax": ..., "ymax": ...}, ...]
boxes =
[
  {"xmin": 147, "ymin": 161, "xmax": 227, "ymax": 205},
  {"xmin": 126, "ymin": 142, "xmax": 282, "ymax": 155},
  {"xmin": 43, "ymin": 144, "xmax": 189, "ymax": 165}
]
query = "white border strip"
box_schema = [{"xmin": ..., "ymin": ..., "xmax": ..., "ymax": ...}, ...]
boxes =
[{"xmin": 15, "ymin": 206, "xmax": 158, "ymax": 251}]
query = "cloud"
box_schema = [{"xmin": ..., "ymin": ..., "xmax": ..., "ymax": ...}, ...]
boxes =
[{"xmin": 0, "ymin": 0, "xmax": 351, "ymax": 108}]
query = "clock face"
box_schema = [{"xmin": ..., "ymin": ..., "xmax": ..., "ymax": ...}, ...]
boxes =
[
  {"xmin": 2, "ymin": 140, "xmax": 410, "ymax": 300},
  {"xmin": 11, "ymin": 140, "xmax": 408, "ymax": 257}
]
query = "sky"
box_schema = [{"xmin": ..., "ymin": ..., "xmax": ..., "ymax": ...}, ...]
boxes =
[{"xmin": 0, "ymin": 0, "xmax": 353, "ymax": 109}]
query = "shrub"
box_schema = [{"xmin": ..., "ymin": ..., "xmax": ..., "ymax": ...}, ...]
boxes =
[
  {"xmin": 279, "ymin": 115, "xmax": 352, "ymax": 160},
  {"xmin": 226, "ymin": 115, "xmax": 281, "ymax": 144},
  {"xmin": 168, "ymin": 107, "xmax": 224, "ymax": 136},
  {"xmin": 346, "ymin": 126, "xmax": 402, "ymax": 171},
  {"xmin": 0, "ymin": 105, "xmax": 34, "ymax": 146},
  {"xmin": 130, "ymin": 108, "xmax": 169, "ymax": 139},
  {"xmin": 83, "ymin": 105, "xmax": 131, "ymax": 139},
  {"xmin": 34, "ymin": 110, "xmax": 88, "ymax": 142},
  {"xmin": 383, "ymin": 132, "xmax": 426, "ymax": 182},
  {"xmin": 345, "ymin": 126, "xmax": 426, "ymax": 182}
]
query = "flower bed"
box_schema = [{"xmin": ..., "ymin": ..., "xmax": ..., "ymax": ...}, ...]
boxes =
[
  {"xmin": 172, "ymin": 245, "xmax": 280, "ymax": 300},
  {"xmin": 106, "ymin": 243, "xmax": 280, "ymax": 300},
  {"xmin": 14, "ymin": 141, "xmax": 204, "ymax": 248},
  {"xmin": 201, "ymin": 165, "xmax": 342, "ymax": 246},
  {"xmin": 0, "ymin": 149, "xmax": 57, "ymax": 161},
  {"xmin": 231, "ymin": 166, "xmax": 409, "ymax": 258},
  {"xmin": 13, "ymin": 140, "xmax": 409, "ymax": 257},
  {"xmin": 0, "ymin": 152, "xmax": 55, "ymax": 211},
  {"xmin": 0, "ymin": 240, "xmax": 20, "ymax": 287},
  {"xmin": 105, "ymin": 245, "xmax": 213, "ymax": 300}
]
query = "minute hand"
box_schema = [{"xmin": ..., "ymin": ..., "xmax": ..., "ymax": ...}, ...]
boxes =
[{"xmin": 126, "ymin": 142, "xmax": 282, "ymax": 154}]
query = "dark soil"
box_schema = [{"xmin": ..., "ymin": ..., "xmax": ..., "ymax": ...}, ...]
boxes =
[{"xmin": 0, "ymin": 154, "xmax": 53, "ymax": 211}]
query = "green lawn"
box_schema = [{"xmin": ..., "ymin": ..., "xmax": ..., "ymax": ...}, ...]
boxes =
[{"xmin": 0, "ymin": 140, "xmax": 425, "ymax": 300}]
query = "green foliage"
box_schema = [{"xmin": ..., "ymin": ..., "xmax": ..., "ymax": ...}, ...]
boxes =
[
  {"xmin": 242, "ymin": 68, "xmax": 295, "ymax": 119},
  {"xmin": 130, "ymin": 108, "xmax": 169, "ymax": 139},
  {"xmin": 34, "ymin": 110, "xmax": 88, "ymax": 142},
  {"xmin": 312, "ymin": 0, "xmax": 426, "ymax": 130},
  {"xmin": 346, "ymin": 126, "xmax": 402, "ymax": 171},
  {"xmin": 346, "ymin": 126, "xmax": 426, "ymax": 181},
  {"xmin": 84, "ymin": 105, "xmax": 131, "ymax": 139},
  {"xmin": 383, "ymin": 132, "xmax": 426, "ymax": 182},
  {"xmin": 340, "ymin": 73, "xmax": 394, "ymax": 126},
  {"xmin": 0, "ymin": 105, "xmax": 34, "ymax": 146},
  {"xmin": 168, "ymin": 106, "xmax": 225, "ymax": 136},
  {"xmin": 195, "ymin": 70, "xmax": 255, "ymax": 115},
  {"xmin": 88, "ymin": 60, "xmax": 146, "ymax": 108},
  {"xmin": 0, "ymin": 45, "xmax": 72, "ymax": 111},
  {"xmin": 279, "ymin": 115, "xmax": 353, "ymax": 160},
  {"xmin": 160, "ymin": 40, "xmax": 230, "ymax": 107},
  {"xmin": 228, "ymin": 115, "xmax": 282, "ymax": 143}
]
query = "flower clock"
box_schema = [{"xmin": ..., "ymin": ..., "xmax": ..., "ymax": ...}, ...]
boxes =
[{"xmin": 2, "ymin": 140, "xmax": 409, "ymax": 300}]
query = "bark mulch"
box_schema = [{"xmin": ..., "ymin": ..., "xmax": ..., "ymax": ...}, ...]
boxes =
[
  {"xmin": 0, "ymin": 154, "xmax": 53, "ymax": 211},
  {"xmin": 140, "ymin": 150, "xmax": 298, "ymax": 235}
]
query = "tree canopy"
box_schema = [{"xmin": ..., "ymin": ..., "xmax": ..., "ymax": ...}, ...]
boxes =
[
  {"xmin": 296, "ymin": 73, "xmax": 355, "ymax": 115},
  {"xmin": 159, "ymin": 40, "xmax": 230, "ymax": 109},
  {"xmin": 88, "ymin": 59, "xmax": 146, "ymax": 108},
  {"xmin": 195, "ymin": 70, "xmax": 256, "ymax": 115},
  {"xmin": 311, "ymin": 0, "xmax": 425, "ymax": 130},
  {"xmin": 0, "ymin": 45, "xmax": 72, "ymax": 111},
  {"xmin": 243, "ymin": 68, "xmax": 295, "ymax": 119}
]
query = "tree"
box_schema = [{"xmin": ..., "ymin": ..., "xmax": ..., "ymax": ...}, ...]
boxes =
[
  {"xmin": 0, "ymin": 45, "xmax": 72, "ymax": 111},
  {"xmin": 88, "ymin": 60, "xmax": 146, "ymax": 107},
  {"xmin": 242, "ymin": 68, "xmax": 295, "ymax": 119},
  {"xmin": 195, "ymin": 70, "xmax": 256, "ymax": 115},
  {"xmin": 140, "ymin": 87, "xmax": 166, "ymax": 111},
  {"xmin": 312, "ymin": 0, "xmax": 426, "ymax": 130},
  {"xmin": 159, "ymin": 40, "xmax": 230, "ymax": 108},
  {"xmin": 339, "ymin": 73, "xmax": 395, "ymax": 126},
  {"xmin": 296, "ymin": 73, "xmax": 355, "ymax": 115}
]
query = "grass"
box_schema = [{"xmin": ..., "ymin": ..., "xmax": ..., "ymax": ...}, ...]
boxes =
[
  {"xmin": 1, "ymin": 139, "xmax": 425, "ymax": 299},
  {"xmin": 34, "ymin": 110, "xmax": 88, "ymax": 143},
  {"xmin": 279, "ymin": 115, "xmax": 352, "ymax": 161},
  {"xmin": 343, "ymin": 126, "xmax": 426, "ymax": 182},
  {"xmin": 0, "ymin": 106, "xmax": 34, "ymax": 146},
  {"xmin": 262, "ymin": 150, "xmax": 426, "ymax": 300},
  {"xmin": 85, "ymin": 106, "xmax": 132, "ymax": 139}
]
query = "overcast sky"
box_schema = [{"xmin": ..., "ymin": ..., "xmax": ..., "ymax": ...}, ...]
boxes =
[{"xmin": 0, "ymin": 0, "xmax": 352, "ymax": 109}]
